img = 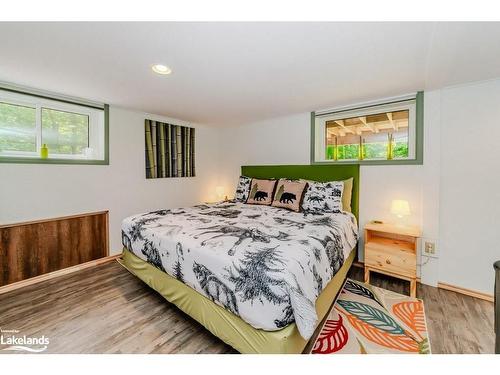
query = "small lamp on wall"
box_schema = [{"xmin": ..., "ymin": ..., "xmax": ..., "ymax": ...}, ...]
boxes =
[
  {"xmin": 215, "ymin": 186, "xmax": 227, "ymax": 202},
  {"xmin": 391, "ymin": 199, "xmax": 411, "ymax": 226}
]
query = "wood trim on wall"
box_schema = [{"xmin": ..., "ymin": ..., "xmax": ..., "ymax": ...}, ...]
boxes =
[
  {"xmin": 0, "ymin": 211, "xmax": 109, "ymax": 286},
  {"xmin": 0, "ymin": 210, "xmax": 110, "ymax": 229}
]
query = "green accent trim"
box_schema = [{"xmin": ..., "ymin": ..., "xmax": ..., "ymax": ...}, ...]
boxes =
[
  {"xmin": 241, "ymin": 164, "xmax": 359, "ymax": 222},
  {"xmin": 310, "ymin": 159, "xmax": 424, "ymax": 166},
  {"xmin": 414, "ymin": 91, "xmax": 424, "ymax": 165},
  {"xmin": 310, "ymin": 92, "xmax": 424, "ymax": 166},
  {"xmin": 103, "ymin": 104, "xmax": 110, "ymax": 164},
  {"xmin": 0, "ymin": 104, "xmax": 110, "ymax": 165},
  {"xmin": 316, "ymin": 97, "xmax": 416, "ymax": 117},
  {"xmin": 310, "ymin": 111, "xmax": 316, "ymax": 164},
  {"xmin": 0, "ymin": 84, "xmax": 104, "ymax": 110}
]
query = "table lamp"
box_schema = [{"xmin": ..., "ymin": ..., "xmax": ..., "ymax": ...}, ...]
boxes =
[
  {"xmin": 215, "ymin": 186, "xmax": 226, "ymax": 202},
  {"xmin": 391, "ymin": 199, "xmax": 410, "ymax": 226}
]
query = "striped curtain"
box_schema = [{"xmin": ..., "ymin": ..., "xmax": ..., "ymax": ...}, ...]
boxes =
[{"xmin": 145, "ymin": 120, "xmax": 195, "ymax": 178}]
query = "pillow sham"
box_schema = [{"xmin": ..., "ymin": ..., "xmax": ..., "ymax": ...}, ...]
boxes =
[
  {"xmin": 246, "ymin": 179, "xmax": 277, "ymax": 206},
  {"xmin": 302, "ymin": 180, "xmax": 344, "ymax": 213},
  {"xmin": 234, "ymin": 176, "xmax": 252, "ymax": 202},
  {"xmin": 271, "ymin": 179, "xmax": 308, "ymax": 212},
  {"xmin": 341, "ymin": 177, "xmax": 353, "ymax": 213},
  {"xmin": 301, "ymin": 177, "xmax": 353, "ymax": 212}
]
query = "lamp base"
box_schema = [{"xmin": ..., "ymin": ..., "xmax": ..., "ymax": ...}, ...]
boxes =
[{"xmin": 394, "ymin": 215, "xmax": 410, "ymax": 228}]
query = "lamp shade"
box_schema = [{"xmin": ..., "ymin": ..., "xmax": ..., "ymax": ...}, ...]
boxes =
[
  {"xmin": 391, "ymin": 199, "xmax": 410, "ymax": 218},
  {"xmin": 215, "ymin": 186, "xmax": 225, "ymax": 198}
]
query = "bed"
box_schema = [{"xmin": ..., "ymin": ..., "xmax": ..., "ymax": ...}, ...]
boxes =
[{"xmin": 120, "ymin": 164, "xmax": 359, "ymax": 353}]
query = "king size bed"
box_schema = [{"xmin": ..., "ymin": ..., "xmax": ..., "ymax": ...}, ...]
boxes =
[{"xmin": 120, "ymin": 165, "xmax": 360, "ymax": 353}]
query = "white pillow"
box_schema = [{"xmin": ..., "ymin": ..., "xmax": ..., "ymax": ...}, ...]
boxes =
[
  {"xmin": 301, "ymin": 180, "xmax": 344, "ymax": 213},
  {"xmin": 234, "ymin": 176, "xmax": 252, "ymax": 202}
]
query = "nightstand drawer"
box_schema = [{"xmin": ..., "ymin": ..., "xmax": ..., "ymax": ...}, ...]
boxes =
[{"xmin": 365, "ymin": 244, "xmax": 416, "ymax": 277}]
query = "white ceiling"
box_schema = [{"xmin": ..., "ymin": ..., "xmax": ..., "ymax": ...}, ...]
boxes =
[{"xmin": 1, "ymin": 22, "xmax": 500, "ymax": 126}]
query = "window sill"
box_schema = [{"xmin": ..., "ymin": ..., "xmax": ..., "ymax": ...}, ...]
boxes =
[
  {"xmin": 311, "ymin": 158, "xmax": 423, "ymax": 166},
  {"xmin": 0, "ymin": 156, "xmax": 109, "ymax": 165}
]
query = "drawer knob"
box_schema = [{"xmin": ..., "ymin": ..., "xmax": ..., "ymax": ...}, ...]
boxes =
[{"xmin": 386, "ymin": 259, "xmax": 391, "ymax": 265}]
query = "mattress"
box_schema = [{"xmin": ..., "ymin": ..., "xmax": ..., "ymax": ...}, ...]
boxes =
[
  {"xmin": 120, "ymin": 247, "xmax": 356, "ymax": 354},
  {"xmin": 121, "ymin": 201, "xmax": 358, "ymax": 339}
]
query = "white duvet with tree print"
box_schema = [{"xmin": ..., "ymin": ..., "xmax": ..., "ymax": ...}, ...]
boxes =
[{"xmin": 121, "ymin": 202, "xmax": 358, "ymax": 339}]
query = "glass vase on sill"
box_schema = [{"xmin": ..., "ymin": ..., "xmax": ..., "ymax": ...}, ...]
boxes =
[
  {"xmin": 387, "ymin": 133, "xmax": 394, "ymax": 160},
  {"xmin": 40, "ymin": 144, "xmax": 49, "ymax": 159}
]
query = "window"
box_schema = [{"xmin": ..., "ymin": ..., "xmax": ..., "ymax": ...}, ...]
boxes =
[
  {"xmin": 0, "ymin": 102, "xmax": 37, "ymax": 153},
  {"xmin": 325, "ymin": 109, "xmax": 410, "ymax": 161},
  {"xmin": 0, "ymin": 87, "xmax": 108, "ymax": 164},
  {"xmin": 312, "ymin": 93, "xmax": 423, "ymax": 165},
  {"xmin": 41, "ymin": 108, "xmax": 89, "ymax": 155}
]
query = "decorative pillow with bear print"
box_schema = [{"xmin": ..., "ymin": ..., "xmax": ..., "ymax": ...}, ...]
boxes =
[
  {"xmin": 271, "ymin": 179, "xmax": 308, "ymax": 212},
  {"xmin": 234, "ymin": 176, "xmax": 252, "ymax": 202},
  {"xmin": 301, "ymin": 180, "xmax": 344, "ymax": 213},
  {"xmin": 245, "ymin": 178, "xmax": 277, "ymax": 206}
]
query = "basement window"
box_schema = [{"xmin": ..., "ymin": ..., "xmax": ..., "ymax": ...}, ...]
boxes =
[
  {"xmin": 0, "ymin": 86, "xmax": 108, "ymax": 165},
  {"xmin": 312, "ymin": 92, "xmax": 423, "ymax": 165}
]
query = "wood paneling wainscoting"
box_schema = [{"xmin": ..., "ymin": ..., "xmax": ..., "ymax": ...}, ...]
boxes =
[{"xmin": 0, "ymin": 211, "xmax": 109, "ymax": 287}]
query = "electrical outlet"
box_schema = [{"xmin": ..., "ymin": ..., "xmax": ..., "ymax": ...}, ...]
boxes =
[
  {"xmin": 423, "ymin": 240, "xmax": 438, "ymax": 258},
  {"xmin": 424, "ymin": 241, "xmax": 435, "ymax": 254}
]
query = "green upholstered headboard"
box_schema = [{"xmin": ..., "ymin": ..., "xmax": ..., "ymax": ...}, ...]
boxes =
[{"xmin": 241, "ymin": 164, "xmax": 360, "ymax": 221}]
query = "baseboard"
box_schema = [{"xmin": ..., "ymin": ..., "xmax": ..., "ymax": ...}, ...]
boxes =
[
  {"xmin": 353, "ymin": 261, "xmax": 494, "ymax": 302},
  {"xmin": 352, "ymin": 261, "xmax": 364, "ymax": 269},
  {"xmin": 0, "ymin": 254, "xmax": 121, "ymax": 295},
  {"xmin": 437, "ymin": 282, "xmax": 494, "ymax": 303}
]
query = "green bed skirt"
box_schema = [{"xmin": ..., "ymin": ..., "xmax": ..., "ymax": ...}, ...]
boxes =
[{"xmin": 119, "ymin": 248, "xmax": 355, "ymax": 354}]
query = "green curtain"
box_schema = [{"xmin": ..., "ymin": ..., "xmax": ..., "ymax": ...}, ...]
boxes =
[{"xmin": 145, "ymin": 119, "xmax": 195, "ymax": 178}]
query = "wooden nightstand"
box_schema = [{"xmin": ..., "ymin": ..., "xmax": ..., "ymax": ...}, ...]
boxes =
[{"xmin": 364, "ymin": 223, "xmax": 421, "ymax": 297}]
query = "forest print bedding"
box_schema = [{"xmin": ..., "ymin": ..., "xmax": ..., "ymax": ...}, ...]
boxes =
[{"xmin": 121, "ymin": 201, "xmax": 358, "ymax": 339}]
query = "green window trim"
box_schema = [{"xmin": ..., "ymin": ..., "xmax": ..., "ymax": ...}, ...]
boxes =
[
  {"xmin": 0, "ymin": 103, "xmax": 109, "ymax": 166},
  {"xmin": 310, "ymin": 91, "xmax": 424, "ymax": 166},
  {"xmin": 0, "ymin": 82, "xmax": 104, "ymax": 110}
]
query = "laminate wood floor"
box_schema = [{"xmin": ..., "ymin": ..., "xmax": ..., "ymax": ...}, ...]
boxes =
[
  {"xmin": 0, "ymin": 261, "xmax": 494, "ymax": 354},
  {"xmin": 348, "ymin": 267, "xmax": 495, "ymax": 354}
]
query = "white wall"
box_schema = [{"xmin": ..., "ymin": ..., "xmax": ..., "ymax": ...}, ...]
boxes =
[
  {"xmin": 420, "ymin": 90, "xmax": 442, "ymax": 286},
  {"xmin": 2, "ymin": 80, "xmax": 498, "ymax": 295},
  {"xmin": 436, "ymin": 79, "xmax": 500, "ymax": 294},
  {"xmin": 219, "ymin": 82, "xmax": 500, "ymax": 295},
  {"xmin": 218, "ymin": 112, "xmax": 430, "ymax": 263},
  {"xmin": 0, "ymin": 106, "xmax": 223, "ymax": 254}
]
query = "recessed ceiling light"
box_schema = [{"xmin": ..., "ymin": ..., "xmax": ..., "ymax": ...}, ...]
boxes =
[{"xmin": 151, "ymin": 64, "xmax": 172, "ymax": 75}]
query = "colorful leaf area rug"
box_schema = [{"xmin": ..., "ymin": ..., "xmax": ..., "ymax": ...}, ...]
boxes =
[{"xmin": 311, "ymin": 279, "xmax": 431, "ymax": 354}]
